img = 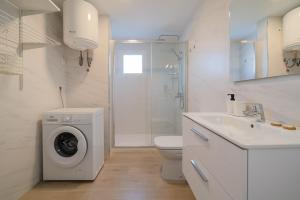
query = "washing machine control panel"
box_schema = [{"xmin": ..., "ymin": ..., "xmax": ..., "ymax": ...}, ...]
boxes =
[
  {"xmin": 45, "ymin": 115, "xmax": 73, "ymax": 123},
  {"xmin": 62, "ymin": 116, "xmax": 72, "ymax": 122},
  {"xmin": 43, "ymin": 113, "xmax": 92, "ymax": 125}
]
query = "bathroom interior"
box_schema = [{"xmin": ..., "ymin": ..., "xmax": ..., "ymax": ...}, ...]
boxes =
[{"xmin": 1, "ymin": 0, "xmax": 300, "ymax": 200}]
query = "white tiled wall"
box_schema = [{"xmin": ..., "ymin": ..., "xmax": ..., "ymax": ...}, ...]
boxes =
[
  {"xmin": 0, "ymin": 13, "xmax": 65, "ymax": 200},
  {"xmin": 0, "ymin": 8, "xmax": 111, "ymax": 200},
  {"xmin": 182, "ymin": 0, "xmax": 300, "ymax": 126}
]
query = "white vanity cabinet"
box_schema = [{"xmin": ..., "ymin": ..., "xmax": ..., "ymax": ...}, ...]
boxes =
[{"xmin": 183, "ymin": 115, "xmax": 300, "ymax": 200}]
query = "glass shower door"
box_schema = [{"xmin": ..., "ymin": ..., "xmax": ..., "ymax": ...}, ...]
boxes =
[
  {"xmin": 113, "ymin": 41, "xmax": 187, "ymax": 147},
  {"xmin": 150, "ymin": 42, "xmax": 186, "ymax": 144},
  {"xmin": 113, "ymin": 43, "xmax": 151, "ymax": 147}
]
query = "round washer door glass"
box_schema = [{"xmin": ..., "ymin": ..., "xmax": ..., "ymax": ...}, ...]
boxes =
[
  {"xmin": 54, "ymin": 132, "xmax": 78, "ymax": 157},
  {"xmin": 46, "ymin": 126, "xmax": 87, "ymax": 168}
]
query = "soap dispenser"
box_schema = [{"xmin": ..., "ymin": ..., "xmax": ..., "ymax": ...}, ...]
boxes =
[{"xmin": 227, "ymin": 94, "xmax": 235, "ymax": 115}]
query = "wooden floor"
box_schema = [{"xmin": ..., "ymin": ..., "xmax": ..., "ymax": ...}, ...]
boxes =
[{"xmin": 20, "ymin": 148, "xmax": 195, "ymax": 200}]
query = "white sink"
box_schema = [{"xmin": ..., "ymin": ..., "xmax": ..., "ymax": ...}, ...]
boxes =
[{"xmin": 183, "ymin": 112, "xmax": 300, "ymax": 149}]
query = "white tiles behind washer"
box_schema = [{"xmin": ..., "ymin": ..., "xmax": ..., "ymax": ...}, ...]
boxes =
[{"xmin": 0, "ymin": 14, "xmax": 65, "ymax": 200}]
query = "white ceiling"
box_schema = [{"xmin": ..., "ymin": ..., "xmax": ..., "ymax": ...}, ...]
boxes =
[
  {"xmin": 230, "ymin": 0, "xmax": 300, "ymax": 40},
  {"xmin": 53, "ymin": 0, "xmax": 201, "ymax": 40}
]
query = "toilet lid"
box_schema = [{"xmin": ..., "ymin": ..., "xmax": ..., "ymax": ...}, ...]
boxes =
[{"xmin": 154, "ymin": 136, "xmax": 182, "ymax": 150}]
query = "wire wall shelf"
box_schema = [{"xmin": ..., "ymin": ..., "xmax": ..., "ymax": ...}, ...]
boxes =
[
  {"xmin": 8, "ymin": 0, "xmax": 61, "ymax": 16},
  {"xmin": 0, "ymin": 0, "xmax": 61, "ymax": 77},
  {"xmin": 0, "ymin": 8, "xmax": 22, "ymax": 75},
  {"xmin": 22, "ymin": 21, "xmax": 61, "ymax": 50}
]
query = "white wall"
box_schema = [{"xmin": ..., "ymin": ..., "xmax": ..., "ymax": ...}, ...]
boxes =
[
  {"xmin": 240, "ymin": 42, "xmax": 256, "ymax": 80},
  {"xmin": 182, "ymin": 0, "xmax": 231, "ymax": 113},
  {"xmin": 182, "ymin": 0, "xmax": 300, "ymax": 126},
  {"xmin": 267, "ymin": 17, "xmax": 286, "ymax": 77},
  {"xmin": 0, "ymin": 13, "xmax": 65, "ymax": 200},
  {"xmin": 65, "ymin": 16, "xmax": 111, "ymax": 157}
]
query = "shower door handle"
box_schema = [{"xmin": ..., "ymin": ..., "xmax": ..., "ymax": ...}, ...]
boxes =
[{"xmin": 174, "ymin": 93, "xmax": 184, "ymax": 110}]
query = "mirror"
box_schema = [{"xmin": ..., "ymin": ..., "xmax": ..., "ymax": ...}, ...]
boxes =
[{"xmin": 230, "ymin": 0, "xmax": 300, "ymax": 81}]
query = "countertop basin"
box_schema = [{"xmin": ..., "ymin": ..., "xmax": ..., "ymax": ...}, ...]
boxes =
[{"xmin": 183, "ymin": 112, "xmax": 300, "ymax": 149}]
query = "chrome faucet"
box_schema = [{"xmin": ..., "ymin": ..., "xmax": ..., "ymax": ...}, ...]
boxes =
[{"xmin": 243, "ymin": 103, "xmax": 266, "ymax": 122}]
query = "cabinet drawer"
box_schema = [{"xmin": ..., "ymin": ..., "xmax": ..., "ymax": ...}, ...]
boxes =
[
  {"xmin": 183, "ymin": 147, "xmax": 233, "ymax": 200},
  {"xmin": 183, "ymin": 116, "xmax": 248, "ymax": 200},
  {"xmin": 183, "ymin": 117, "xmax": 211, "ymax": 166}
]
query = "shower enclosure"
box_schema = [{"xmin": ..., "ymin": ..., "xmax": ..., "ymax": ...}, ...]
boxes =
[{"xmin": 113, "ymin": 41, "xmax": 187, "ymax": 147}]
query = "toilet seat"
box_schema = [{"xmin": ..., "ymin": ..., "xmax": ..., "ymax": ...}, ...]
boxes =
[{"xmin": 154, "ymin": 136, "xmax": 182, "ymax": 150}]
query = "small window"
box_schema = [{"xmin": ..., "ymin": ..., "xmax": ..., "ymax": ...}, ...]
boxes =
[{"xmin": 123, "ymin": 55, "xmax": 143, "ymax": 74}]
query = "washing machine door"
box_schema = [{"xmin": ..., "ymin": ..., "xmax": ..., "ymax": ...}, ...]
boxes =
[{"xmin": 46, "ymin": 126, "xmax": 87, "ymax": 168}]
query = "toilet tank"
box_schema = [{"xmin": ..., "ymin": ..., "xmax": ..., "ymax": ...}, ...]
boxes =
[
  {"xmin": 63, "ymin": 0, "xmax": 99, "ymax": 50},
  {"xmin": 283, "ymin": 7, "xmax": 300, "ymax": 51}
]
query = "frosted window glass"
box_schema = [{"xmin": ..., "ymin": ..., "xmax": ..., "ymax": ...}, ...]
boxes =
[{"xmin": 123, "ymin": 55, "xmax": 143, "ymax": 74}]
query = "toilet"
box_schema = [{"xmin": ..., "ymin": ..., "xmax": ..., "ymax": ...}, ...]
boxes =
[{"xmin": 154, "ymin": 136, "xmax": 185, "ymax": 182}]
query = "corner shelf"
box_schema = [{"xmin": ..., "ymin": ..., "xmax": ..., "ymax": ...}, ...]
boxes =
[{"xmin": 8, "ymin": 0, "xmax": 60, "ymax": 16}]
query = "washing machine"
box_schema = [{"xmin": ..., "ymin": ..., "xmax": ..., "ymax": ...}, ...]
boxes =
[{"xmin": 42, "ymin": 108, "xmax": 104, "ymax": 180}]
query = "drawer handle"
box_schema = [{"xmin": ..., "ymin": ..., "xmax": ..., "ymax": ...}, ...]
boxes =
[
  {"xmin": 190, "ymin": 128, "xmax": 209, "ymax": 142},
  {"xmin": 190, "ymin": 160, "xmax": 209, "ymax": 183}
]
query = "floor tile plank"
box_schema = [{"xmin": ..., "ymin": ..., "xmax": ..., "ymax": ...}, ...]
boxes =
[{"xmin": 20, "ymin": 148, "xmax": 195, "ymax": 200}]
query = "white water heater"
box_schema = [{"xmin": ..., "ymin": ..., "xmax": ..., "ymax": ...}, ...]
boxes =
[
  {"xmin": 283, "ymin": 7, "xmax": 300, "ymax": 51},
  {"xmin": 63, "ymin": 0, "xmax": 99, "ymax": 50}
]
